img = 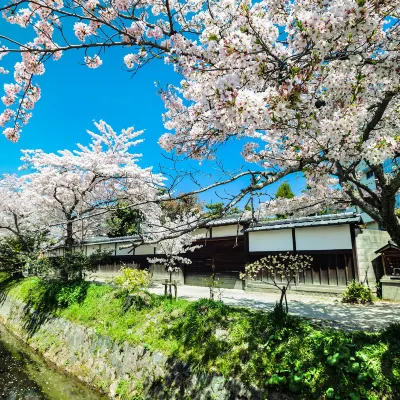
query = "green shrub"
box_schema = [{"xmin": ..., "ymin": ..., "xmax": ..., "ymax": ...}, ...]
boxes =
[
  {"xmin": 113, "ymin": 267, "xmax": 151, "ymax": 292},
  {"xmin": 122, "ymin": 292, "xmax": 152, "ymax": 312},
  {"xmin": 55, "ymin": 280, "xmax": 90, "ymax": 307},
  {"xmin": 49, "ymin": 249, "xmax": 112, "ymax": 280},
  {"xmin": 342, "ymin": 280, "xmax": 373, "ymax": 304}
]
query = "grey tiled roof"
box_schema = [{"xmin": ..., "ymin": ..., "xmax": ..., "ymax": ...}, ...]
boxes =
[
  {"xmin": 375, "ymin": 241, "xmax": 400, "ymax": 254},
  {"xmin": 82, "ymin": 235, "xmax": 140, "ymax": 245},
  {"xmin": 245, "ymin": 212, "xmax": 362, "ymax": 232},
  {"xmin": 204, "ymin": 213, "xmax": 251, "ymax": 227}
]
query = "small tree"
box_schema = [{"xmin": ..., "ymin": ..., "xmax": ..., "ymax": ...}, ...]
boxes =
[
  {"xmin": 275, "ymin": 182, "xmax": 295, "ymax": 200},
  {"xmin": 147, "ymin": 216, "xmax": 201, "ymax": 297},
  {"xmin": 204, "ymin": 202, "xmax": 240, "ymax": 218},
  {"xmin": 241, "ymin": 253, "xmax": 313, "ymax": 315},
  {"xmin": 203, "ymin": 273, "xmax": 224, "ymax": 301},
  {"xmin": 275, "ymin": 182, "xmax": 295, "ymax": 220}
]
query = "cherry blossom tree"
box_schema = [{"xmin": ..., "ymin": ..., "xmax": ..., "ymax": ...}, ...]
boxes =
[
  {"xmin": 0, "ymin": 174, "xmax": 46, "ymax": 253},
  {"xmin": 2, "ymin": 0, "xmax": 400, "ymax": 242},
  {"xmin": 0, "ymin": 174, "xmax": 50, "ymax": 276},
  {"xmin": 21, "ymin": 120, "xmax": 165, "ymax": 254}
]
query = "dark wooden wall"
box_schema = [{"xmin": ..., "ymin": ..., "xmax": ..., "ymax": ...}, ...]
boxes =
[
  {"xmin": 248, "ymin": 250, "xmax": 355, "ymax": 287},
  {"xmin": 184, "ymin": 237, "xmax": 245, "ymax": 288}
]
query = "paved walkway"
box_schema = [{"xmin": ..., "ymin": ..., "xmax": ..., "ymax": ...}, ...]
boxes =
[{"xmin": 148, "ymin": 285, "xmax": 400, "ymax": 331}]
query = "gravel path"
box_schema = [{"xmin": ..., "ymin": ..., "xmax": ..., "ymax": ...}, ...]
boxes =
[{"xmin": 148, "ymin": 285, "xmax": 400, "ymax": 331}]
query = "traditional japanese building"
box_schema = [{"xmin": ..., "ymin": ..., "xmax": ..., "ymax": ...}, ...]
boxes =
[{"xmin": 47, "ymin": 211, "xmax": 396, "ymax": 295}]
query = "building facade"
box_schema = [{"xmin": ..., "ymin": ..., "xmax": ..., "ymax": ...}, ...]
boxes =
[{"xmin": 47, "ymin": 212, "xmax": 389, "ymax": 295}]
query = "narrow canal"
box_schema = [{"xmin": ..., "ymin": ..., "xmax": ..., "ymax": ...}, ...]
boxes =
[{"xmin": 0, "ymin": 324, "xmax": 106, "ymax": 400}]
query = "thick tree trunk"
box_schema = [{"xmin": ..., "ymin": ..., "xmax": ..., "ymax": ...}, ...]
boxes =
[
  {"xmin": 65, "ymin": 221, "xmax": 74, "ymax": 251},
  {"xmin": 380, "ymin": 203, "xmax": 400, "ymax": 247},
  {"xmin": 60, "ymin": 221, "xmax": 74, "ymax": 280}
]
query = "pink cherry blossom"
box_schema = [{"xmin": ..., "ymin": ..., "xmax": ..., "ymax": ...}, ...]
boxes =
[
  {"xmin": 74, "ymin": 22, "xmax": 93, "ymax": 42},
  {"xmin": 84, "ymin": 55, "xmax": 103, "ymax": 68},
  {"xmin": 1, "ymin": 0, "xmax": 400, "ymax": 242}
]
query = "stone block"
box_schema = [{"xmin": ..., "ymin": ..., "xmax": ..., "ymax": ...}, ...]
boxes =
[{"xmin": 381, "ymin": 277, "xmax": 400, "ymax": 300}]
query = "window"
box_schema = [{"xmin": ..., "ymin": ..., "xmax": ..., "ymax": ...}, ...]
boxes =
[{"xmin": 366, "ymin": 170, "xmax": 374, "ymax": 179}]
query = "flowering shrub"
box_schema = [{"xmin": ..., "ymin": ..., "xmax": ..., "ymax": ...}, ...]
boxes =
[
  {"xmin": 342, "ymin": 281, "xmax": 373, "ymax": 304},
  {"xmin": 113, "ymin": 267, "xmax": 151, "ymax": 292},
  {"xmin": 241, "ymin": 253, "xmax": 313, "ymax": 315}
]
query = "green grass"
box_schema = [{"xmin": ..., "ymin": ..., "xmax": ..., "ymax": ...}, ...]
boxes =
[
  {"xmin": 0, "ymin": 272, "xmax": 11, "ymax": 283},
  {"xmin": 2, "ymin": 277, "xmax": 400, "ymax": 400}
]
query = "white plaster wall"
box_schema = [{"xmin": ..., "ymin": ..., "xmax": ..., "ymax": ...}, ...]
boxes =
[
  {"xmin": 296, "ymin": 225, "xmax": 352, "ymax": 250},
  {"xmin": 192, "ymin": 228, "xmax": 210, "ymax": 239},
  {"xmin": 99, "ymin": 243, "xmax": 116, "ymax": 255},
  {"xmin": 86, "ymin": 244, "xmax": 101, "ymax": 255},
  {"xmin": 135, "ymin": 244, "xmax": 155, "ymax": 255},
  {"xmin": 249, "ymin": 230, "xmax": 293, "ymax": 252},
  {"xmin": 212, "ymin": 225, "xmax": 243, "ymax": 238},
  {"xmin": 73, "ymin": 246, "xmax": 85, "ymax": 254}
]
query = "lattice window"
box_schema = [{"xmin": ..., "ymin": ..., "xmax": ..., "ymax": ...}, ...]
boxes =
[{"xmin": 385, "ymin": 256, "xmax": 400, "ymax": 275}]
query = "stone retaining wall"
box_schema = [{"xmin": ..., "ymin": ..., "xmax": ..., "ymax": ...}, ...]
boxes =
[{"xmin": 0, "ymin": 293, "xmax": 269, "ymax": 400}]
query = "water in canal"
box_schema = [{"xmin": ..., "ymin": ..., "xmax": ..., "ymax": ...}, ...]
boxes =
[{"xmin": 0, "ymin": 323, "xmax": 107, "ymax": 400}]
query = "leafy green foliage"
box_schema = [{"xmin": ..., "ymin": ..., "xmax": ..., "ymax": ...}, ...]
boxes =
[
  {"xmin": 106, "ymin": 201, "xmax": 144, "ymax": 237},
  {"xmin": 113, "ymin": 267, "xmax": 151, "ymax": 292},
  {"xmin": 275, "ymin": 182, "xmax": 295, "ymax": 219},
  {"xmin": 5, "ymin": 277, "xmax": 400, "ymax": 399},
  {"xmin": 275, "ymin": 182, "xmax": 295, "ymax": 199},
  {"xmin": 5, "ymin": 278, "xmax": 90, "ymax": 309},
  {"xmin": 0, "ymin": 271, "xmax": 10, "ymax": 282},
  {"xmin": 49, "ymin": 249, "xmax": 112, "ymax": 280},
  {"xmin": 342, "ymin": 280, "xmax": 374, "ymax": 304},
  {"xmin": 52, "ymin": 280, "xmax": 91, "ymax": 307},
  {"xmin": 0, "ymin": 233, "xmax": 48, "ymax": 275},
  {"xmin": 159, "ymin": 191, "xmax": 203, "ymax": 220},
  {"xmin": 203, "ymin": 202, "xmax": 239, "ymax": 218}
]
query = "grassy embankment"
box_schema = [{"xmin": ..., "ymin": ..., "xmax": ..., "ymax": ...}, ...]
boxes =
[{"xmin": 0, "ymin": 274, "xmax": 399, "ymax": 400}]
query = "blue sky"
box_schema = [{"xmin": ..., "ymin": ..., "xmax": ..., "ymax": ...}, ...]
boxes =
[{"xmin": 0, "ymin": 24, "xmax": 306, "ymax": 205}]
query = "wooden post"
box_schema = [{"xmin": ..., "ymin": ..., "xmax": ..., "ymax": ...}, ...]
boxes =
[
  {"xmin": 292, "ymin": 228, "xmax": 298, "ymax": 285},
  {"xmin": 244, "ymin": 232, "xmax": 249, "ymax": 264},
  {"xmin": 344, "ymin": 253, "xmax": 349, "ymax": 284},
  {"xmin": 382, "ymin": 253, "xmax": 387, "ymax": 276},
  {"xmin": 350, "ymin": 224, "xmax": 359, "ymax": 282},
  {"xmin": 292, "ymin": 228, "xmax": 297, "ymax": 253}
]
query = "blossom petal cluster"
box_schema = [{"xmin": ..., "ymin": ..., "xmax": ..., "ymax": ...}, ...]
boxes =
[{"xmin": 2, "ymin": 0, "xmax": 400, "ymax": 238}]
